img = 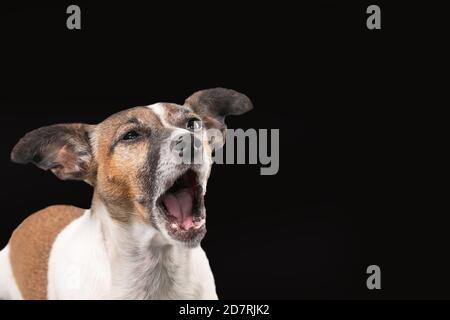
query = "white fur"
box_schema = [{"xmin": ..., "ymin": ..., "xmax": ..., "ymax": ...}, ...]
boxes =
[
  {"xmin": 47, "ymin": 210, "xmax": 112, "ymax": 299},
  {"xmin": 47, "ymin": 205, "xmax": 217, "ymax": 300},
  {"xmin": 147, "ymin": 103, "xmax": 172, "ymax": 128},
  {"xmin": 0, "ymin": 246, "xmax": 23, "ymax": 299}
]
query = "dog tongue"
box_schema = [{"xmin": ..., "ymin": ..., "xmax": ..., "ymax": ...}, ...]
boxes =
[{"xmin": 162, "ymin": 188, "xmax": 194, "ymax": 229}]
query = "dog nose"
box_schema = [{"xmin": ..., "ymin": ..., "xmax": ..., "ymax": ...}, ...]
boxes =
[{"xmin": 171, "ymin": 133, "xmax": 202, "ymax": 156}]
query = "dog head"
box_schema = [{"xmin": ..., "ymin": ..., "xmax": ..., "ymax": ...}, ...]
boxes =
[{"xmin": 11, "ymin": 88, "xmax": 253, "ymax": 247}]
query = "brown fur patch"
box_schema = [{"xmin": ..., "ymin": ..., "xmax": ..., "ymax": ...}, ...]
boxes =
[
  {"xmin": 93, "ymin": 107, "xmax": 165, "ymax": 223},
  {"xmin": 9, "ymin": 205, "xmax": 84, "ymax": 300}
]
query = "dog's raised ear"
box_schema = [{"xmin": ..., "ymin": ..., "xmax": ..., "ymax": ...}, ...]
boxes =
[
  {"xmin": 184, "ymin": 88, "xmax": 253, "ymax": 149},
  {"xmin": 11, "ymin": 123, "xmax": 96, "ymax": 183},
  {"xmin": 185, "ymin": 88, "xmax": 253, "ymax": 131}
]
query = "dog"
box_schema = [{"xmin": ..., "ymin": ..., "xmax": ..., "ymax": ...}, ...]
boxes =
[{"xmin": 0, "ymin": 88, "xmax": 253, "ymax": 300}]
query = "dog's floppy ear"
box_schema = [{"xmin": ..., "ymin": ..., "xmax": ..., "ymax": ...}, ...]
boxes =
[
  {"xmin": 11, "ymin": 123, "xmax": 96, "ymax": 183},
  {"xmin": 184, "ymin": 88, "xmax": 253, "ymax": 148}
]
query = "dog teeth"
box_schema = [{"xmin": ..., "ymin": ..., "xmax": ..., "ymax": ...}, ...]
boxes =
[
  {"xmin": 193, "ymin": 220, "xmax": 205, "ymax": 229},
  {"xmin": 170, "ymin": 223, "xmax": 178, "ymax": 229}
]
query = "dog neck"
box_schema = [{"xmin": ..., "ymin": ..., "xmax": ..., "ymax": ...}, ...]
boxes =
[{"xmin": 90, "ymin": 194, "xmax": 200, "ymax": 299}]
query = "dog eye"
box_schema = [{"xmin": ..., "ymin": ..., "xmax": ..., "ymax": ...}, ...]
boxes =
[
  {"xmin": 122, "ymin": 130, "xmax": 140, "ymax": 141},
  {"xmin": 186, "ymin": 118, "xmax": 202, "ymax": 131}
]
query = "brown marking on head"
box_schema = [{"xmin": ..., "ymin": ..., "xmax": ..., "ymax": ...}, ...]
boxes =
[
  {"xmin": 9, "ymin": 205, "xmax": 84, "ymax": 299},
  {"xmin": 92, "ymin": 107, "xmax": 164, "ymax": 223}
]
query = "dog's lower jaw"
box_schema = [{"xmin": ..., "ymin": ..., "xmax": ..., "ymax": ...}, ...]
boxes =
[{"xmin": 92, "ymin": 200, "xmax": 217, "ymax": 300}]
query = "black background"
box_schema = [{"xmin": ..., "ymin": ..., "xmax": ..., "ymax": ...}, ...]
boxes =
[{"xmin": 0, "ymin": 1, "xmax": 446, "ymax": 299}]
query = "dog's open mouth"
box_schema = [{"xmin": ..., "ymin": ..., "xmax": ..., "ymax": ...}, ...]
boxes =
[{"xmin": 157, "ymin": 169, "xmax": 206, "ymax": 237}]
